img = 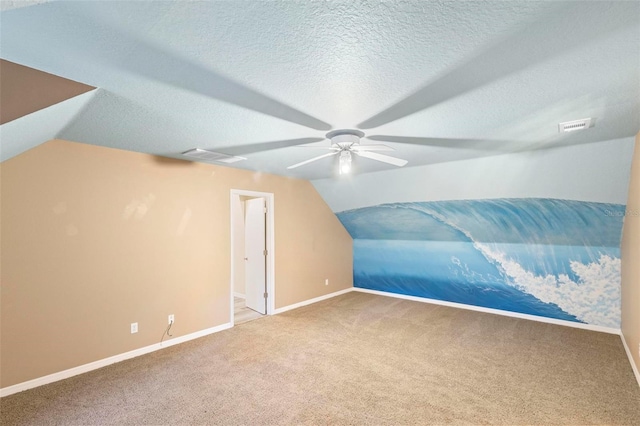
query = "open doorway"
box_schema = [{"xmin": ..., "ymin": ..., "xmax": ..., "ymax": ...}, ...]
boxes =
[{"xmin": 230, "ymin": 190, "xmax": 275, "ymax": 326}]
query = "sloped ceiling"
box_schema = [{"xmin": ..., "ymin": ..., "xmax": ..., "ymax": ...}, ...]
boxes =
[
  {"xmin": 0, "ymin": 1, "xmax": 638, "ymax": 180},
  {"xmin": 0, "ymin": 92, "xmax": 97, "ymax": 162},
  {"xmin": 0, "ymin": 59, "xmax": 97, "ymax": 161},
  {"xmin": 313, "ymin": 137, "xmax": 636, "ymax": 212}
]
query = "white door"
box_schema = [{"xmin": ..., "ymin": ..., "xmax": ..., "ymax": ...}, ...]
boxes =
[{"xmin": 244, "ymin": 198, "xmax": 266, "ymax": 314}]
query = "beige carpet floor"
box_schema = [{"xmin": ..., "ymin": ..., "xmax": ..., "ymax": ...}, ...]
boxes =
[{"xmin": 2, "ymin": 292, "xmax": 639, "ymax": 425}]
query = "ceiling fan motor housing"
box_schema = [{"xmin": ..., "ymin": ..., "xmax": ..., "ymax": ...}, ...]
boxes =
[{"xmin": 327, "ymin": 129, "xmax": 364, "ymax": 148}]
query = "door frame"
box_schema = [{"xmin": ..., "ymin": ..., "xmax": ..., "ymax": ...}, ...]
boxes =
[{"xmin": 230, "ymin": 189, "xmax": 275, "ymax": 325}]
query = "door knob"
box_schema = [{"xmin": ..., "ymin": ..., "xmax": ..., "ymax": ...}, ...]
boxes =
[{"xmin": 244, "ymin": 257, "xmax": 248, "ymax": 261}]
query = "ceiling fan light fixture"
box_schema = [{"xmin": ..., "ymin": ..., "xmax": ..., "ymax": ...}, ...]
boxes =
[
  {"xmin": 286, "ymin": 129, "xmax": 407, "ymax": 173},
  {"xmin": 339, "ymin": 150, "xmax": 352, "ymax": 174}
]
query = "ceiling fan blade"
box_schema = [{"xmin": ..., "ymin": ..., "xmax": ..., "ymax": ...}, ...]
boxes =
[
  {"xmin": 351, "ymin": 144, "xmax": 394, "ymax": 152},
  {"xmin": 354, "ymin": 151, "xmax": 407, "ymax": 167},
  {"xmin": 216, "ymin": 138, "xmax": 325, "ymax": 156},
  {"xmin": 296, "ymin": 146, "xmax": 341, "ymax": 151},
  {"xmin": 287, "ymin": 152, "xmax": 339, "ymax": 169},
  {"xmin": 21, "ymin": 11, "xmax": 333, "ymax": 131},
  {"xmin": 367, "ymin": 135, "xmax": 510, "ymax": 151},
  {"xmin": 128, "ymin": 48, "xmax": 332, "ymax": 131},
  {"xmin": 357, "ymin": 3, "xmax": 634, "ymax": 129}
]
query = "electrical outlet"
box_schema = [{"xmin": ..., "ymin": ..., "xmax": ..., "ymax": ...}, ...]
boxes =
[
  {"xmin": 168, "ymin": 314, "xmax": 174, "ymax": 325},
  {"xmin": 131, "ymin": 322, "xmax": 138, "ymax": 334},
  {"xmin": 325, "ymin": 278, "xmax": 329, "ymax": 286}
]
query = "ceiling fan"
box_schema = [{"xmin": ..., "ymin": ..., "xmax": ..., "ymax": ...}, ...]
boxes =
[{"xmin": 287, "ymin": 129, "xmax": 408, "ymax": 174}]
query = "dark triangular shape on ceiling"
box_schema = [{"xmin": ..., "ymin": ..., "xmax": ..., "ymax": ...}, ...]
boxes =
[{"xmin": 0, "ymin": 59, "xmax": 95, "ymax": 125}]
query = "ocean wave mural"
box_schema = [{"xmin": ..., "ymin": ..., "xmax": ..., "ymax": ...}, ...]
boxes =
[{"xmin": 337, "ymin": 199, "xmax": 625, "ymax": 328}]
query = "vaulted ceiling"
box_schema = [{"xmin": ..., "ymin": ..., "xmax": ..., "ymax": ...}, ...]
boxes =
[{"xmin": 1, "ymin": 1, "xmax": 639, "ymax": 180}]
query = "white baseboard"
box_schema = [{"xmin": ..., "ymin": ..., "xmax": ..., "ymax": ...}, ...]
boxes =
[
  {"xmin": 621, "ymin": 333, "xmax": 640, "ymax": 388},
  {"xmin": 0, "ymin": 322, "xmax": 232, "ymax": 398},
  {"xmin": 234, "ymin": 292, "xmax": 246, "ymax": 299},
  {"xmin": 353, "ymin": 288, "xmax": 621, "ymax": 335},
  {"xmin": 274, "ymin": 287, "xmax": 354, "ymax": 314},
  {"xmin": 2, "ymin": 287, "xmax": 630, "ymax": 397}
]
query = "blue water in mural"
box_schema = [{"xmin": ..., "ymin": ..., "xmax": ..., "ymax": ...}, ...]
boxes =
[{"xmin": 337, "ymin": 199, "xmax": 625, "ymax": 328}]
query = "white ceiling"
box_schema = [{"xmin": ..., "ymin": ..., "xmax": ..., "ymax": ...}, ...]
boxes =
[
  {"xmin": 1, "ymin": 1, "xmax": 638, "ymax": 180},
  {"xmin": 0, "ymin": 89, "xmax": 97, "ymax": 161}
]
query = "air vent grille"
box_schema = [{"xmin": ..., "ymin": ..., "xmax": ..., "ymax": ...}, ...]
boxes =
[
  {"xmin": 182, "ymin": 149, "xmax": 246, "ymax": 164},
  {"xmin": 558, "ymin": 118, "xmax": 593, "ymax": 133}
]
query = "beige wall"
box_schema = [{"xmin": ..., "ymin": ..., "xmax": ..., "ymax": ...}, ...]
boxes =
[
  {"xmin": 0, "ymin": 140, "xmax": 352, "ymax": 388},
  {"xmin": 621, "ymin": 131, "xmax": 640, "ymax": 377}
]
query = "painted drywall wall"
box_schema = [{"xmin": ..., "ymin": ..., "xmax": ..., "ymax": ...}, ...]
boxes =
[
  {"xmin": 339, "ymin": 199, "xmax": 623, "ymax": 328},
  {"xmin": 621, "ymin": 132, "xmax": 640, "ymax": 375},
  {"xmin": 315, "ymin": 138, "xmax": 634, "ymax": 329},
  {"xmin": 0, "ymin": 139, "xmax": 352, "ymax": 388}
]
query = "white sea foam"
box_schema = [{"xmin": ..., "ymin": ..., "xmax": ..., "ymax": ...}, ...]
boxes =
[
  {"xmin": 405, "ymin": 204, "xmax": 621, "ymax": 328},
  {"xmin": 478, "ymin": 245, "xmax": 620, "ymax": 328}
]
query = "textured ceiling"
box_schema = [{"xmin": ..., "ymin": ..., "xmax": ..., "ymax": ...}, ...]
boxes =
[
  {"xmin": 0, "ymin": 89, "xmax": 97, "ymax": 162},
  {"xmin": 1, "ymin": 1, "xmax": 638, "ymax": 179}
]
